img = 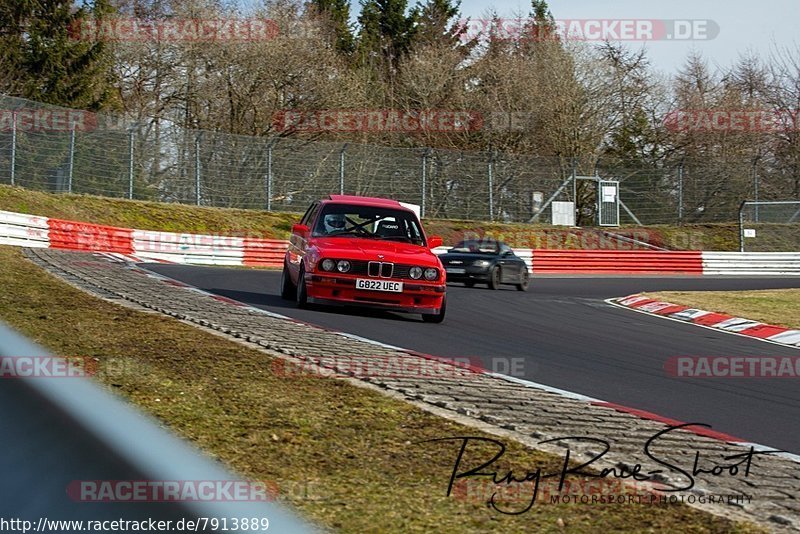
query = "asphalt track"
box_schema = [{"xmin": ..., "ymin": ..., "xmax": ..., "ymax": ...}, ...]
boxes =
[{"xmin": 144, "ymin": 264, "xmax": 800, "ymax": 454}]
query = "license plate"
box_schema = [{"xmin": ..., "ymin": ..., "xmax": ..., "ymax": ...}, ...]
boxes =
[
  {"xmin": 446, "ymin": 267, "xmax": 466, "ymax": 274},
  {"xmin": 356, "ymin": 279, "xmax": 403, "ymax": 292}
]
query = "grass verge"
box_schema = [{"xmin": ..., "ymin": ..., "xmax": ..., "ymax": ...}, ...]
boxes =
[
  {"xmin": 0, "ymin": 246, "xmax": 761, "ymax": 532},
  {"xmin": 0, "ymin": 184, "xmax": 745, "ymax": 250},
  {"xmin": 644, "ymin": 289, "xmax": 800, "ymax": 331}
]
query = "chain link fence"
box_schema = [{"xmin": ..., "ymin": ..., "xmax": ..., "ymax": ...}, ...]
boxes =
[
  {"xmin": 0, "ymin": 94, "xmax": 796, "ymax": 226},
  {"xmin": 739, "ymin": 201, "xmax": 800, "ymax": 252}
]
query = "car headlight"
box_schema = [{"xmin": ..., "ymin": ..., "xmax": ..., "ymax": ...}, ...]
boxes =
[
  {"xmin": 336, "ymin": 260, "xmax": 351, "ymax": 273},
  {"xmin": 424, "ymin": 268, "xmax": 439, "ymax": 281},
  {"xmin": 473, "ymin": 260, "xmax": 491, "ymax": 268},
  {"xmin": 321, "ymin": 259, "xmax": 336, "ymax": 271},
  {"xmin": 409, "ymin": 266, "xmax": 423, "ymax": 279}
]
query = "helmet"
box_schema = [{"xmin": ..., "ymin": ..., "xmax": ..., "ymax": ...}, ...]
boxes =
[{"xmin": 323, "ymin": 213, "xmax": 346, "ymax": 234}]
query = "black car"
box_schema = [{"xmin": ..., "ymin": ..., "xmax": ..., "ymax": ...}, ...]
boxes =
[{"xmin": 439, "ymin": 239, "xmax": 530, "ymax": 291}]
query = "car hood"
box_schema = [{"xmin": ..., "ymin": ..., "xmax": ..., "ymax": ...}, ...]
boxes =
[
  {"xmin": 439, "ymin": 252, "xmax": 497, "ymax": 264},
  {"xmin": 311, "ymin": 237, "xmax": 441, "ymax": 266}
]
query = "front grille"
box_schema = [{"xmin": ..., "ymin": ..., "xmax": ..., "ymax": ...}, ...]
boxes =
[
  {"xmin": 348, "ymin": 261, "xmax": 369, "ymax": 275},
  {"xmin": 393, "ymin": 265, "xmax": 411, "ymax": 279},
  {"xmin": 368, "ymin": 261, "xmax": 394, "ymax": 278},
  {"xmin": 328, "ymin": 259, "xmax": 436, "ymax": 281}
]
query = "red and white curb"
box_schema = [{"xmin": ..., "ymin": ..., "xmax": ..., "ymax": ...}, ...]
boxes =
[
  {"xmin": 609, "ymin": 294, "xmax": 800, "ymax": 350},
  {"xmin": 95, "ymin": 254, "xmax": 800, "ymax": 464}
]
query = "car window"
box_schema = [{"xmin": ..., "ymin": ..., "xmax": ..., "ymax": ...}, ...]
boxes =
[
  {"xmin": 300, "ymin": 202, "xmax": 319, "ymax": 227},
  {"xmin": 450, "ymin": 240, "xmax": 499, "ymax": 254},
  {"xmin": 499, "ymin": 244, "xmax": 513, "ymax": 255},
  {"xmin": 312, "ymin": 204, "xmax": 425, "ymax": 245}
]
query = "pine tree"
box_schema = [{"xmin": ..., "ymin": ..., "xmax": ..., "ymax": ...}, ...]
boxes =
[
  {"xmin": 410, "ymin": 0, "xmax": 464, "ymax": 49},
  {"xmin": 0, "ymin": 0, "xmax": 118, "ymax": 110},
  {"xmin": 356, "ymin": 0, "xmax": 417, "ymax": 78},
  {"xmin": 310, "ymin": 0, "xmax": 356, "ymax": 56},
  {"xmin": 521, "ymin": 0, "xmax": 558, "ymax": 51}
]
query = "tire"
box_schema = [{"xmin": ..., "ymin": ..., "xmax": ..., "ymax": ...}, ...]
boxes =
[
  {"xmin": 464, "ymin": 281, "xmax": 475, "ymax": 288},
  {"xmin": 296, "ymin": 264, "xmax": 308, "ymax": 308},
  {"xmin": 280, "ymin": 263, "xmax": 296, "ymax": 300},
  {"xmin": 516, "ymin": 269, "xmax": 530, "ymax": 292},
  {"xmin": 488, "ymin": 266, "xmax": 501, "ymax": 290},
  {"xmin": 422, "ymin": 295, "xmax": 446, "ymax": 323}
]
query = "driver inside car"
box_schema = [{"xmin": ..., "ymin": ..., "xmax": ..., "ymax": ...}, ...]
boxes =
[{"xmin": 323, "ymin": 213, "xmax": 347, "ymax": 234}]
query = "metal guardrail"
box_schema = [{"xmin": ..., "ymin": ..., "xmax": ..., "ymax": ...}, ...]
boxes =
[
  {"xmin": 0, "ymin": 209, "xmax": 286, "ymax": 267},
  {"xmin": 0, "ymin": 321, "xmax": 318, "ymax": 532},
  {"xmin": 702, "ymin": 252, "xmax": 800, "ymax": 275},
  {"xmin": 5, "ymin": 207, "xmax": 800, "ymax": 274}
]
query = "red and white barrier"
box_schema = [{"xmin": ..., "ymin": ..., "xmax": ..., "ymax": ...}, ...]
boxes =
[
  {"xmin": 0, "ymin": 209, "xmax": 285, "ymax": 267},
  {"xmin": 2, "ymin": 209, "xmax": 799, "ymax": 273}
]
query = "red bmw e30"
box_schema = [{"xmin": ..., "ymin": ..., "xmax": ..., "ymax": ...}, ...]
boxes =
[{"xmin": 280, "ymin": 195, "xmax": 447, "ymax": 323}]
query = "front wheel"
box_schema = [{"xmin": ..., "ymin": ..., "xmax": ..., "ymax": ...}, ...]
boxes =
[
  {"xmin": 422, "ymin": 295, "xmax": 446, "ymax": 323},
  {"xmin": 280, "ymin": 263, "xmax": 296, "ymax": 300},
  {"xmin": 488, "ymin": 266, "xmax": 501, "ymax": 290},
  {"xmin": 516, "ymin": 270, "xmax": 530, "ymax": 292},
  {"xmin": 296, "ymin": 264, "xmax": 308, "ymax": 308}
]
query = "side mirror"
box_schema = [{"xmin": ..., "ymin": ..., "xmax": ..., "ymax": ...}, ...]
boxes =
[
  {"xmin": 292, "ymin": 223, "xmax": 309, "ymax": 236},
  {"xmin": 428, "ymin": 235, "xmax": 443, "ymax": 249}
]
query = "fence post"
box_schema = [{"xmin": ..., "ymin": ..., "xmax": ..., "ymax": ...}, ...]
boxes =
[
  {"xmin": 752, "ymin": 160, "xmax": 760, "ymax": 222},
  {"xmin": 421, "ymin": 149, "xmax": 429, "ymax": 218},
  {"xmin": 738, "ymin": 201, "xmax": 746, "ymax": 253},
  {"xmin": 67, "ymin": 127, "xmax": 75, "ymax": 193},
  {"xmin": 195, "ymin": 134, "xmax": 201, "ymax": 206},
  {"xmin": 571, "ymin": 157, "xmax": 577, "ymax": 222},
  {"xmin": 339, "ymin": 144, "xmax": 347, "ymax": 195},
  {"xmin": 10, "ymin": 112, "xmax": 16, "ymax": 186},
  {"xmin": 127, "ymin": 127, "xmax": 135, "ymax": 200},
  {"xmin": 266, "ymin": 139, "xmax": 275, "ymax": 212},
  {"xmin": 678, "ymin": 162, "xmax": 684, "ymax": 224},
  {"xmin": 488, "ymin": 147, "xmax": 494, "ymax": 221}
]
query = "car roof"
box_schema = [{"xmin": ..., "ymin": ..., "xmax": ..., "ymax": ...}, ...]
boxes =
[{"xmin": 324, "ymin": 194, "xmax": 407, "ymax": 209}]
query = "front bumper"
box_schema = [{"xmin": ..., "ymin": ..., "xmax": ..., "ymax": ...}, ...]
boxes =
[
  {"xmin": 306, "ymin": 273, "xmax": 445, "ymax": 313},
  {"xmin": 444, "ymin": 266, "xmax": 491, "ymax": 283}
]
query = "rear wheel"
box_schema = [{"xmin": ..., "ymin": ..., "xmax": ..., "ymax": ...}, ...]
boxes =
[
  {"xmin": 488, "ymin": 266, "xmax": 501, "ymax": 290},
  {"xmin": 422, "ymin": 295, "xmax": 446, "ymax": 323},
  {"xmin": 296, "ymin": 264, "xmax": 308, "ymax": 308},
  {"xmin": 280, "ymin": 263, "xmax": 296, "ymax": 300},
  {"xmin": 516, "ymin": 270, "xmax": 530, "ymax": 292}
]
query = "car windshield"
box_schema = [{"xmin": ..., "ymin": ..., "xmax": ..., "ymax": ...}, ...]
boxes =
[
  {"xmin": 449, "ymin": 240, "xmax": 499, "ymax": 254},
  {"xmin": 313, "ymin": 204, "xmax": 425, "ymax": 245}
]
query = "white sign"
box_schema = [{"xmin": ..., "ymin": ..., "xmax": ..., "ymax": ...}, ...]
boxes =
[
  {"xmin": 601, "ymin": 186, "xmax": 617, "ymax": 203},
  {"xmin": 552, "ymin": 201, "xmax": 575, "ymax": 226},
  {"xmin": 399, "ymin": 202, "xmax": 421, "ymax": 220},
  {"xmin": 744, "ymin": 228, "xmax": 756, "ymax": 238}
]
